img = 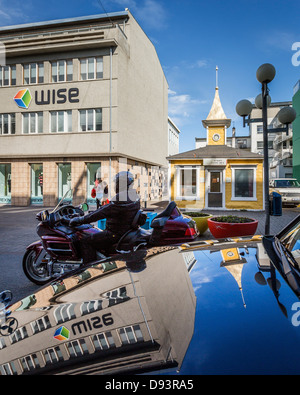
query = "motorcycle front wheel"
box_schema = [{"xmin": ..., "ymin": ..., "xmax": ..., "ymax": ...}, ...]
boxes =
[{"xmin": 23, "ymin": 249, "xmax": 53, "ymax": 285}]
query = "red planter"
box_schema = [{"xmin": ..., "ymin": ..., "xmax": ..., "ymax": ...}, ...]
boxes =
[{"xmin": 207, "ymin": 217, "xmax": 258, "ymax": 239}]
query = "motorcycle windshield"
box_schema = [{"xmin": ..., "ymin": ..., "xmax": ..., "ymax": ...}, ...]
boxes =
[{"xmin": 51, "ymin": 189, "xmax": 73, "ymax": 213}]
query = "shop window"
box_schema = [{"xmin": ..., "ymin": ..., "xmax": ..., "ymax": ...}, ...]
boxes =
[
  {"xmin": 30, "ymin": 164, "xmax": 43, "ymax": 204},
  {"xmin": 58, "ymin": 163, "xmax": 71, "ymax": 201},
  {"xmin": 51, "ymin": 60, "xmax": 73, "ymax": 82},
  {"xmin": 80, "ymin": 57, "xmax": 103, "ymax": 80},
  {"xmin": 50, "ymin": 111, "xmax": 72, "ymax": 133},
  {"xmin": 0, "ymin": 113, "xmax": 15, "ymax": 135},
  {"xmin": 87, "ymin": 163, "xmax": 101, "ymax": 203},
  {"xmin": 176, "ymin": 167, "xmax": 199, "ymax": 199},
  {"xmin": 79, "ymin": 109, "xmax": 102, "ymax": 131},
  {"xmin": 232, "ymin": 167, "xmax": 256, "ymax": 201},
  {"xmin": 0, "ymin": 65, "xmax": 16, "ymax": 86},
  {"xmin": 23, "ymin": 63, "xmax": 44, "ymax": 84},
  {"xmin": 0, "ymin": 164, "xmax": 11, "ymax": 204},
  {"xmin": 23, "ymin": 113, "xmax": 43, "ymax": 134}
]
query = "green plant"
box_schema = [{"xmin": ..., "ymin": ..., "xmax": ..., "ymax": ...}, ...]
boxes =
[{"xmin": 210, "ymin": 215, "xmax": 254, "ymax": 223}]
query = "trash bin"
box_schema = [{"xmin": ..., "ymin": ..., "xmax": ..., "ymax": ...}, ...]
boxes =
[
  {"xmin": 97, "ymin": 212, "xmax": 158, "ymax": 231},
  {"xmin": 97, "ymin": 219, "xmax": 106, "ymax": 230},
  {"xmin": 270, "ymin": 192, "xmax": 282, "ymax": 216},
  {"xmin": 141, "ymin": 212, "xmax": 158, "ymax": 230}
]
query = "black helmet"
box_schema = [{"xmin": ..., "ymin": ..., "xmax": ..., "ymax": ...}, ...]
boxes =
[{"xmin": 114, "ymin": 171, "xmax": 134, "ymax": 191}]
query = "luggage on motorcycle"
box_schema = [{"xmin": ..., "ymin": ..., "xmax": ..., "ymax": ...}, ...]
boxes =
[
  {"xmin": 151, "ymin": 201, "xmax": 177, "ymax": 228},
  {"xmin": 149, "ymin": 201, "xmax": 178, "ymax": 244}
]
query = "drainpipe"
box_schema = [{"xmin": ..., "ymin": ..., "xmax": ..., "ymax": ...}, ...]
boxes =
[{"xmin": 109, "ymin": 47, "xmax": 112, "ymax": 200}]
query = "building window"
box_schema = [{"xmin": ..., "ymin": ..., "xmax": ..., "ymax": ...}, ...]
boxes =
[
  {"xmin": 92, "ymin": 332, "xmax": 115, "ymax": 351},
  {"xmin": 54, "ymin": 304, "xmax": 76, "ymax": 324},
  {"xmin": 79, "ymin": 109, "xmax": 102, "ymax": 131},
  {"xmin": 176, "ymin": 167, "xmax": 199, "ymax": 199},
  {"xmin": 23, "ymin": 63, "xmax": 44, "ymax": 84},
  {"xmin": 0, "ymin": 113, "xmax": 15, "ymax": 135},
  {"xmin": 43, "ymin": 347, "xmax": 64, "ymax": 365},
  {"xmin": 23, "ymin": 112, "xmax": 43, "ymax": 134},
  {"xmin": 0, "ymin": 362, "xmax": 17, "ymax": 375},
  {"xmin": 81, "ymin": 299, "xmax": 103, "ymax": 316},
  {"xmin": 58, "ymin": 163, "xmax": 71, "ymax": 200},
  {"xmin": 257, "ymin": 125, "xmax": 263, "ymax": 133},
  {"xmin": 10, "ymin": 326, "xmax": 28, "ymax": 344},
  {"xmin": 50, "ymin": 110, "xmax": 72, "ymax": 133},
  {"xmin": 51, "ymin": 60, "xmax": 73, "ymax": 82},
  {"xmin": 80, "ymin": 57, "xmax": 103, "ymax": 80},
  {"xmin": 67, "ymin": 339, "xmax": 89, "ymax": 358},
  {"xmin": 0, "ymin": 65, "xmax": 16, "ymax": 86},
  {"xmin": 118, "ymin": 325, "xmax": 144, "ymax": 345},
  {"xmin": 0, "ymin": 163, "xmax": 11, "ymax": 204},
  {"xmin": 232, "ymin": 167, "xmax": 257, "ymax": 201},
  {"xmin": 257, "ymin": 141, "xmax": 273, "ymax": 150},
  {"xmin": 31, "ymin": 316, "xmax": 50, "ymax": 334},
  {"xmin": 87, "ymin": 163, "xmax": 101, "ymax": 203},
  {"xmin": 30, "ymin": 164, "xmax": 43, "ymax": 204},
  {"xmin": 20, "ymin": 354, "xmax": 40, "ymax": 372}
]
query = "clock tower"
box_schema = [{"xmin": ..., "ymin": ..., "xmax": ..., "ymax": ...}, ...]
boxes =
[{"xmin": 202, "ymin": 67, "xmax": 231, "ymax": 145}]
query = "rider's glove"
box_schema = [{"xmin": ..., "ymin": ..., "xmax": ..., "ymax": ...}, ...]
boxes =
[{"xmin": 69, "ymin": 216, "xmax": 84, "ymax": 227}]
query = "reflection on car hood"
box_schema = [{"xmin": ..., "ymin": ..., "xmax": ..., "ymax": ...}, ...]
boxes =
[
  {"xmin": 1, "ymin": 237, "xmax": 300, "ymax": 375},
  {"xmin": 274, "ymin": 188, "xmax": 300, "ymax": 193}
]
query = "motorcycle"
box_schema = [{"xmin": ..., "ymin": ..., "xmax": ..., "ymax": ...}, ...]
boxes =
[{"xmin": 23, "ymin": 190, "xmax": 199, "ymax": 285}]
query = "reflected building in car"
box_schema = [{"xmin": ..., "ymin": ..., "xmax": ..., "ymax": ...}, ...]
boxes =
[
  {"xmin": 0, "ymin": 10, "xmax": 168, "ymax": 206},
  {"xmin": 0, "ymin": 247, "xmax": 196, "ymax": 375}
]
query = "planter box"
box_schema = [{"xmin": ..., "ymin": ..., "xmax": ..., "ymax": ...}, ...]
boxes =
[
  {"xmin": 184, "ymin": 213, "xmax": 213, "ymax": 235},
  {"xmin": 208, "ymin": 217, "xmax": 258, "ymax": 239}
]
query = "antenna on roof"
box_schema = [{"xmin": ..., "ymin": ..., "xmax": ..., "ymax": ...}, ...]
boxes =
[
  {"xmin": 216, "ymin": 66, "xmax": 219, "ymax": 89},
  {"xmin": 96, "ymin": 0, "xmax": 115, "ymax": 26}
]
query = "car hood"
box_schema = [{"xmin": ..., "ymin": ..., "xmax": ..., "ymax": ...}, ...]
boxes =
[{"xmin": 1, "ymin": 237, "xmax": 300, "ymax": 375}]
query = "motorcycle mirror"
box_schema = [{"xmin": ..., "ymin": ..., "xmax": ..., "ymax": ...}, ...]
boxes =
[{"xmin": 0, "ymin": 290, "xmax": 13, "ymax": 308}]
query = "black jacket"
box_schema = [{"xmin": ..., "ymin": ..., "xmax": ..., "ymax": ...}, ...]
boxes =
[{"xmin": 81, "ymin": 191, "xmax": 140, "ymax": 236}]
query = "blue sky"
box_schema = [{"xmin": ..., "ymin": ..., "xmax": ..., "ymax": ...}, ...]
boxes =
[{"xmin": 0, "ymin": 0, "xmax": 299, "ymax": 152}]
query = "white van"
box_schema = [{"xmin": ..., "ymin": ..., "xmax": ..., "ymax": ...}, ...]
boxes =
[{"xmin": 269, "ymin": 178, "xmax": 300, "ymax": 206}]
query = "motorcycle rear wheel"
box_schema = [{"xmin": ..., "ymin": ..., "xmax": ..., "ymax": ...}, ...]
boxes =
[{"xmin": 23, "ymin": 249, "xmax": 53, "ymax": 285}]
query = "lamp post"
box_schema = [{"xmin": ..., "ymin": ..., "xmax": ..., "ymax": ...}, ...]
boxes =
[{"xmin": 236, "ymin": 63, "xmax": 296, "ymax": 235}]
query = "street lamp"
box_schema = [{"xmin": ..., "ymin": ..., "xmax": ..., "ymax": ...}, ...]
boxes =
[{"xmin": 236, "ymin": 63, "xmax": 296, "ymax": 235}]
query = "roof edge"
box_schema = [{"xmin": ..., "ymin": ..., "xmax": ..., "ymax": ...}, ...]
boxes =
[{"xmin": 0, "ymin": 11, "xmax": 129, "ymax": 33}]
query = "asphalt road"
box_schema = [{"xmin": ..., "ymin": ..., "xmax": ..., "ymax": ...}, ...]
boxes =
[{"xmin": 0, "ymin": 204, "xmax": 300, "ymax": 305}]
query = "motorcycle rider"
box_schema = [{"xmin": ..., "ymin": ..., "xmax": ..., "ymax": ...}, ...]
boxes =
[{"xmin": 69, "ymin": 171, "xmax": 141, "ymax": 264}]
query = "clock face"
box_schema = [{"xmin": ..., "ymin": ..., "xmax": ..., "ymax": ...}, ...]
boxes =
[{"xmin": 212, "ymin": 133, "xmax": 220, "ymax": 142}]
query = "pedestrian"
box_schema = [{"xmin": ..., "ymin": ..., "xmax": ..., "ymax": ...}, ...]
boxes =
[{"xmin": 102, "ymin": 181, "xmax": 109, "ymax": 205}]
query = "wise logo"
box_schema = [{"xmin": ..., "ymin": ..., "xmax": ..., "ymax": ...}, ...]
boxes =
[
  {"xmin": 13, "ymin": 89, "xmax": 32, "ymax": 109},
  {"xmin": 54, "ymin": 326, "xmax": 70, "ymax": 341}
]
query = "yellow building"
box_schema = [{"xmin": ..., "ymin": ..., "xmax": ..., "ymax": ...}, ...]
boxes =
[{"xmin": 167, "ymin": 82, "xmax": 264, "ymax": 211}]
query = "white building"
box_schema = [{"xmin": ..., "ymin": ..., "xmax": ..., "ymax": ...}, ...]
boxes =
[
  {"xmin": 168, "ymin": 117, "xmax": 180, "ymax": 156},
  {"xmin": 249, "ymin": 101, "xmax": 293, "ymax": 179},
  {"xmin": 0, "ymin": 11, "xmax": 169, "ymax": 206}
]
